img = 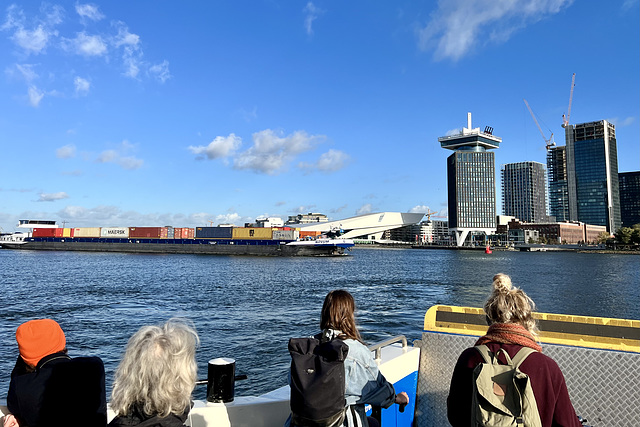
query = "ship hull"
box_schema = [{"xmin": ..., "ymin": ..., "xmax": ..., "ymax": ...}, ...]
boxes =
[{"xmin": 0, "ymin": 238, "xmax": 347, "ymax": 256}]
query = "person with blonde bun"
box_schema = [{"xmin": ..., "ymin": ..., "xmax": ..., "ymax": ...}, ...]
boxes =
[
  {"xmin": 108, "ymin": 318, "xmax": 199, "ymax": 427},
  {"xmin": 447, "ymin": 274, "xmax": 581, "ymax": 427},
  {"xmin": 4, "ymin": 319, "xmax": 107, "ymax": 427}
]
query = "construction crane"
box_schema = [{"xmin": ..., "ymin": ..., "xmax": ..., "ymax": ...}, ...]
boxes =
[
  {"xmin": 562, "ymin": 73, "xmax": 576, "ymax": 128},
  {"xmin": 424, "ymin": 210, "xmax": 438, "ymax": 221},
  {"xmin": 523, "ymin": 99, "xmax": 555, "ymax": 150}
]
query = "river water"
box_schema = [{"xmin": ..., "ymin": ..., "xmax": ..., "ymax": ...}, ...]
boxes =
[{"xmin": 0, "ymin": 247, "xmax": 638, "ymax": 400}]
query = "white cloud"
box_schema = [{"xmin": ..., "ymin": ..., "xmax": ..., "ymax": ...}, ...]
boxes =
[
  {"xmin": 2, "ymin": 4, "xmax": 62, "ymax": 55},
  {"xmin": 189, "ymin": 134, "xmax": 242, "ymax": 160},
  {"xmin": 303, "ymin": 2, "xmax": 324, "ymax": 35},
  {"xmin": 299, "ymin": 149, "xmax": 350, "ymax": 173},
  {"xmin": 14, "ymin": 63, "xmax": 38, "ymax": 82},
  {"xmin": 215, "ymin": 213, "xmax": 241, "ymax": 225},
  {"xmin": 622, "ymin": 0, "xmax": 638, "ymax": 11},
  {"xmin": 234, "ymin": 129, "xmax": 324, "ymax": 175},
  {"xmin": 74, "ymin": 76, "xmax": 90, "ymax": 95},
  {"xmin": 418, "ymin": 0, "xmax": 574, "ymax": 61},
  {"xmin": 149, "ymin": 60, "xmax": 171, "ymax": 83},
  {"xmin": 28, "ymin": 85, "xmax": 44, "ymax": 107},
  {"xmin": 95, "ymin": 140, "xmax": 144, "ymax": 170},
  {"xmin": 76, "ymin": 4, "xmax": 105, "ymax": 21},
  {"xmin": 38, "ymin": 192, "xmax": 69, "ymax": 202},
  {"xmin": 113, "ymin": 22, "xmax": 140, "ymax": 47},
  {"xmin": 409, "ymin": 205, "xmax": 430, "ymax": 214},
  {"xmin": 56, "ymin": 144, "xmax": 76, "ymax": 158},
  {"xmin": 356, "ymin": 204, "xmax": 373, "ymax": 215},
  {"xmin": 68, "ymin": 32, "xmax": 108, "ymax": 56},
  {"xmin": 113, "ymin": 22, "xmax": 143, "ymax": 79}
]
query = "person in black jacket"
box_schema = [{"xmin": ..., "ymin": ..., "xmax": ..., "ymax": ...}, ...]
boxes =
[
  {"xmin": 4, "ymin": 318, "xmax": 107, "ymax": 427},
  {"xmin": 108, "ymin": 319, "xmax": 199, "ymax": 427}
]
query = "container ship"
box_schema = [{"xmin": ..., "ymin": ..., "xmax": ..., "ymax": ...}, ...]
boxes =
[{"xmin": 0, "ymin": 220, "xmax": 354, "ymax": 256}]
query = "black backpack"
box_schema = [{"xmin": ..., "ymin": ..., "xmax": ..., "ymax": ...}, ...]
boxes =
[{"xmin": 288, "ymin": 334, "xmax": 349, "ymax": 427}]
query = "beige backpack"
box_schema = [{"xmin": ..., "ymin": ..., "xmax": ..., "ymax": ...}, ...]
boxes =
[{"xmin": 471, "ymin": 345, "xmax": 542, "ymax": 427}]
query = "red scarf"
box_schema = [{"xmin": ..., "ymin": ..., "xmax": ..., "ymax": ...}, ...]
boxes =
[{"xmin": 475, "ymin": 323, "xmax": 542, "ymax": 352}]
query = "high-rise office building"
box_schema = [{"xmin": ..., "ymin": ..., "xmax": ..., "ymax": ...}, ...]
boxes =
[
  {"xmin": 619, "ymin": 171, "xmax": 640, "ymax": 228},
  {"xmin": 439, "ymin": 113, "xmax": 501, "ymax": 246},
  {"xmin": 565, "ymin": 120, "xmax": 621, "ymax": 232},
  {"xmin": 547, "ymin": 145, "xmax": 569, "ymax": 222},
  {"xmin": 501, "ymin": 161, "xmax": 548, "ymax": 223}
]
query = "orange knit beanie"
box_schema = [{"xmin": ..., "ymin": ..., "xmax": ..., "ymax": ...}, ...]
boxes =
[{"xmin": 16, "ymin": 319, "xmax": 66, "ymax": 367}]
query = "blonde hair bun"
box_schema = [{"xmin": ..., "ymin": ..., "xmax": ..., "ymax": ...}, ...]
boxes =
[{"xmin": 492, "ymin": 273, "xmax": 512, "ymax": 293}]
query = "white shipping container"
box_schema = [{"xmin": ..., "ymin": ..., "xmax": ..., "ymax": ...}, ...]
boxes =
[
  {"xmin": 272, "ymin": 230, "xmax": 299, "ymax": 240},
  {"xmin": 100, "ymin": 227, "xmax": 130, "ymax": 238}
]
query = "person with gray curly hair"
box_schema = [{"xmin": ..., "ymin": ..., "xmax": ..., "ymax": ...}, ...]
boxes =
[{"xmin": 108, "ymin": 318, "xmax": 200, "ymax": 427}]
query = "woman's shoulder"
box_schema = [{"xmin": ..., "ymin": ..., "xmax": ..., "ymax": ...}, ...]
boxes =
[{"xmin": 343, "ymin": 339, "xmax": 374, "ymax": 361}]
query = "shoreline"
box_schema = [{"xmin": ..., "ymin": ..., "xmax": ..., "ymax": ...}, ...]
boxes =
[{"xmin": 353, "ymin": 243, "xmax": 639, "ymax": 255}]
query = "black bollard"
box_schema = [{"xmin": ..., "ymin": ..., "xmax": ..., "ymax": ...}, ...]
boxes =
[{"xmin": 207, "ymin": 358, "xmax": 236, "ymax": 403}]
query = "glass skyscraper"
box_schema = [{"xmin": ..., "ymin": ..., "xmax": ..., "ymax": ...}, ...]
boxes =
[
  {"xmin": 547, "ymin": 145, "xmax": 569, "ymax": 222},
  {"xmin": 439, "ymin": 113, "xmax": 501, "ymax": 246},
  {"xmin": 501, "ymin": 161, "xmax": 548, "ymax": 223},
  {"xmin": 619, "ymin": 171, "xmax": 640, "ymax": 228},
  {"xmin": 566, "ymin": 120, "xmax": 621, "ymax": 232}
]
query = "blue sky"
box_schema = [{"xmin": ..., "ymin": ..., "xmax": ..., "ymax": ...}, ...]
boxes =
[{"xmin": 1, "ymin": 0, "xmax": 638, "ymax": 230}]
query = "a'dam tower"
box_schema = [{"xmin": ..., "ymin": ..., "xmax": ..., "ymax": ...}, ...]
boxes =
[{"xmin": 439, "ymin": 113, "xmax": 502, "ymax": 246}]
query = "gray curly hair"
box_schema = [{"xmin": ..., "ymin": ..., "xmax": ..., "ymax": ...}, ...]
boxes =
[{"xmin": 110, "ymin": 318, "xmax": 200, "ymax": 417}]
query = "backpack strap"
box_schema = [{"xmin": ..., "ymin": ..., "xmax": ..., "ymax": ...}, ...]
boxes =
[
  {"xmin": 474, "ymin": 345, "xmax": 494, "ymax": 364},
  {"xmin": 510, "ymin": 347, "xmax": 537, "ymax": 368},
  {"xmin": 475, "ymin": 345, "xmax": 536, "ymax": 367}
]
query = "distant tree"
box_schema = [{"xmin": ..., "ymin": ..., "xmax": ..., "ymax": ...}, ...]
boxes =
[
  {"xmin": 528, "ymin": 237, "xmax": 535, "ymax": 244},
  {"xmin": 632, "ymin": 228, "xmax": 640, "ymax": 245},
  {"xmin": 596, "ymin": 231, "xmax": 611, "ymax": 244},
  {"xmin": 539, "ymin": 235, "xmax": 548, "ymax": 244},
  {"xmin": 615, "ymin": 227, "xmax": 634, "ymax": 245}
]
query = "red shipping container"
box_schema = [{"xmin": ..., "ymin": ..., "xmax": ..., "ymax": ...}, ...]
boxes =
[
  {"xmin": 173, "ymin": 228, "xmax": 182, "ymax": 239},
  {"xmin": 55, "ymin": 228, "xmax": 64, "ymax": 237},
  {"xmin": 184, "ymin": 228, "xmax": 195, "ymax": 239},
  {"xmin": 32, "ymin": 228, "xmax": 58, "ymax": 237},
  {"xmin": 129, "ymin": 227, "xmax": 163, "ymax": 238}
]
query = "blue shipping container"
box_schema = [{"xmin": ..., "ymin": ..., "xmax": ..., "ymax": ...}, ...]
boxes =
[{"xmin": 195, "ymin": 226, "xmax": 233, "ymax": 239}]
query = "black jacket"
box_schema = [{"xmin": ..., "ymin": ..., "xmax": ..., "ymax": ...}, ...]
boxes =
[
  {"xmin": 108, "ymin": 405, "xmax": 189, "ymax": 427},
  {"xmin": 7, "ymin": 352, "xmax": 107, "ymax": 427}
]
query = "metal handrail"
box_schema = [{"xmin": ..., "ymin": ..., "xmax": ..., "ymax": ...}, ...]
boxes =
[{"xmin": 368, "ymin": 335, "xmax": 408, "ymax": 361}]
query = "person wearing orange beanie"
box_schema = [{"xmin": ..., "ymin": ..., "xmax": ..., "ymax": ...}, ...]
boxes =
[
  {"xmin": 5, "ymin": 318, "xmax": 107, "ymax": 427},
  {"xmin": 15, "ymin": 318, "xmax": 67, "ymax": 367}
]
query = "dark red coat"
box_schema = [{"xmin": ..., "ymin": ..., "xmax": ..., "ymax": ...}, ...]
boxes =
[{"xmin": 447, "ymin": 342, "xmax": 581, "ymax": 427}]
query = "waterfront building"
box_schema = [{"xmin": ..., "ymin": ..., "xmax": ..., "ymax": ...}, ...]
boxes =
[
  {"xmin": 390, "ymin": 220, "xmax": 449, "ymax": 244},
  {"xmin": 619, "ymin": 171, "xmax": 640, "ymax": 227},
  {"xmin": 507, "ymin": 219, "xmax": 607, "ymax": 244},
  {"xmin": 439, "ymin": 113, "xmax": 501, "ymax": 246},
  {"xmin": 501, "ymin": 161, "xmax": 548, "ymax": 223},
  {"xmin": 547, "ymin": 146, "xmax": 569, "ymax": 222},
  {"xmin": 297, "ymin": 212, "xmax": 425, "ymax": 240},
  {"xmin": 508, "ymin": 228, "xmax": 539, "ymax": 244},
  {"xmin": 565, "ymin": 120, "xmax": 621, "ymax": 232},
  {"xmin": 285, "ymin": 213, "xmax": 329, "ymax": 225}
]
